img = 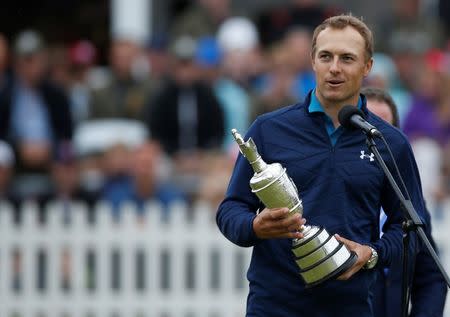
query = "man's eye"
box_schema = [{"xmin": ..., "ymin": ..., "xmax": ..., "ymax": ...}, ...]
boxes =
[{"xmin": 320, "ymin": 55, "xmax": 331, "ymax": 60}]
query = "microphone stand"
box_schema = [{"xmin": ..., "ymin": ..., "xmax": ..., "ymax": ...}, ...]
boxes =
[{"xmin": 365, "ymin": 135, "xmax": 450, "ymax": 317}]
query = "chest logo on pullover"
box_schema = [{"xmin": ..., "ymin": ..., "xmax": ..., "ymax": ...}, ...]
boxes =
[{"xmin": 360, "ymin": 150, "xmax": 375, "ymax": 162}]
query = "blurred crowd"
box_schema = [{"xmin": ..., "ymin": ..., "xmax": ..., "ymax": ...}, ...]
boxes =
[{"xmin": 0, "ymin": 0, "xmax": 449, "ymax": 224}]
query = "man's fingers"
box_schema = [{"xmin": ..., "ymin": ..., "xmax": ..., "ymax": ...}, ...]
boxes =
[
  {"xmin": 269, "ymin": 207, "xmax": 290, "ymax": 219},
  {"xmin": 261, "ymin": 225, "xmax": 305, "ymax": 239},
  {"xmin": 275, "ymin": 212, "xmax": 301, "ymax": 228},
  {"xmin": 335, "ymin": 234, "xmax": 356, "ymax": 249},
  {"xmin": 286, "ymin": 216, "xmax": 306, "ymax": 231},
  {"xmin": 280, "ymin": 231, "xmax": 304, "ymax": 239},
  {"xmin": 255, "ymin": 208, "xmax": 307, "ymax": 239}
]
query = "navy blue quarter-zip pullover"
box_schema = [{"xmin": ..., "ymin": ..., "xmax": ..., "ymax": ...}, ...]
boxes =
[{"xmin": 217, "ymin": 91, "xmax": 426, "ymax": 317}]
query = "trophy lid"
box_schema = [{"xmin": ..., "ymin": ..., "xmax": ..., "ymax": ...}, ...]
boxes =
[{"xmin": 231, "ymin": 129, "xmax": 260, "ymax": 164}]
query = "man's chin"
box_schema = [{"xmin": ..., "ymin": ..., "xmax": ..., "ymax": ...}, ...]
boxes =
[{"xmin": 322, "ymin": 93, "xmax": 347, "ymax": 103}]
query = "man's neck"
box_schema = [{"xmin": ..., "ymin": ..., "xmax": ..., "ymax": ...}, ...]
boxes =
[{"xmin": 315, "ymin": 91, "xmax": 360, "ymax": 128}]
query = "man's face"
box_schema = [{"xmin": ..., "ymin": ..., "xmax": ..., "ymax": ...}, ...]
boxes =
[
  {"xmin": 312, "ymin": 26, "xmax": 372, "ymax": 107},
  {"xmin": 366, "ymin": 99, "xmax": 394, "ymax": 125}
]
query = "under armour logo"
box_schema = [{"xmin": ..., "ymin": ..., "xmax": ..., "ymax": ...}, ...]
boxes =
[{"xmin": 360, "ymin": 150, "xmax": 375, "ymax": 162}]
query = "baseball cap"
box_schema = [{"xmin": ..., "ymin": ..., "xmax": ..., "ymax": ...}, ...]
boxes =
[
  {"xmin": 196, "ymin": 37, "xmax": 222, "ymax": 67},
  {"xmin": 13, "ymin": 30, "xmax": 45, "ymax": 56},
  {"xmin": 217, "ymin": 17, "xmax": 259, "ymax": 53},
  {"xmin": 170, "ymin": 35, "xmax": 197, "ymax": 60}
]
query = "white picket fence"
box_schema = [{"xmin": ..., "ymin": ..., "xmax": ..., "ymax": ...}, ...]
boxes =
[
  {"xmin": 0, "ymin": 201, "xmax": 252, "ymax": 317},
  {"xmin": 1, "ymin": 199, "xmax": 450, "ymax": 317}
]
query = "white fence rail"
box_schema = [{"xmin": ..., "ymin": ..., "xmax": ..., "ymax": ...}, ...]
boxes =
[
  {"xmin": 0, "ymin": 201, "xmax": 251, "ymax": 317},
  {"xmin": 1, "ymin": 199, "xmax": 450, "ymax": 317}
]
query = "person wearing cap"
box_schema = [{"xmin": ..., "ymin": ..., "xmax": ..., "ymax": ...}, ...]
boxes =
[
  {"xmin": 146, "ymin": 35, "xmax": 225, "ymax": 199},
  {"xmin": 0, "ymin": 30, "xmax": 73, "ymax": 198},
  {"xmin": 144, "ymin": 34, "xmax": 170, "ymax": 81},
  {"xmin": 146, "ymin": 35, "xmax": 224, "ymax": 156}
]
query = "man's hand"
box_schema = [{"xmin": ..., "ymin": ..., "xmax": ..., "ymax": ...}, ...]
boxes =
[
  {"xmin": 253, "ymin": 207, "xmax": 305, "ymax": 239},
  {"xmin": 335, "ymin": 234, "xmax": 373, "ymax": 280}
]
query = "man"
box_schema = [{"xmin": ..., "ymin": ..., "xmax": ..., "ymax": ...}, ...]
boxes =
[
  {"xmin": 147, "ymin": 35, "xmax": 224, "ymax": 156},
  {"xmin": 217, "ymin": 15, "xmax": 426, "ymax": 316},
  {"xmin": 0, "ymin": 30, "xmax": 73, "ymax": 200},
  {"xmin": 363, "ymin": 87, "xmax": 447, "ymax": 317},
  {"xmin": 89, "ymin": 36, "xmax": 154, "ymax": 121}
]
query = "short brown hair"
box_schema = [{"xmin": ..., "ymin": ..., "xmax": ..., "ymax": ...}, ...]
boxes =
[
  {"xmin": 361, "ymin": 87, "xmax": 400, "ymax": 128},
  {"xmin": 311, "ymin": 14, "xmax": 374, "ymax": 62}
]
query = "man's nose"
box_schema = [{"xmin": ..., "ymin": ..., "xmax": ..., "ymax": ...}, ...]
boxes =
[{"xmin": 329, "ymin": 57, "xmax": 341, "ymax": 73}]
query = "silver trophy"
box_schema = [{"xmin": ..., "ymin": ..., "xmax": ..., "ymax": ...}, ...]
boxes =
[{"xmin": 232, "ymin": 129, "xmax": 357, "ymax": 287}]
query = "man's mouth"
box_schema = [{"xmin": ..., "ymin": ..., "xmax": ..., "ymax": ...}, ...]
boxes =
[{"xmin": 326, "ymin": 79, "xmax": 344, "ymax": 87}]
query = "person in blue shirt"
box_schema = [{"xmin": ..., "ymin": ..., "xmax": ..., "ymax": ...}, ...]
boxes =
[
  {"xmin": 217, "ymin": 15, "xmax": 427, "ymax": 317},
  {"xmin": 101, "ymin": 141, "xmax": 186, "ymax": 221},
  {"xmin": 363, "ymin": 86, "xmax": 447, "ymax": 317}
]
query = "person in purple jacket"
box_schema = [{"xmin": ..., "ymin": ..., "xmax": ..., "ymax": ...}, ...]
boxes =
[{"xmin": 217, "ymin": 14, "xmax": 427, "ymax": 316}]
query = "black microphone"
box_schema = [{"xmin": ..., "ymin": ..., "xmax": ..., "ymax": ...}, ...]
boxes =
[{"xmin": 338, "ymin": 105, "xmax": 382, "ymax": 138}]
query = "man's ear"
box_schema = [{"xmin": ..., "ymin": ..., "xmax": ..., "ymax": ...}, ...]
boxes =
[
  {"xmin": 311, "ymin": 52, "xmax": 316, "ymax": 71},
  {"xmin": 364, "ymin": 58, "xmax": 373, "ymax": 77}
]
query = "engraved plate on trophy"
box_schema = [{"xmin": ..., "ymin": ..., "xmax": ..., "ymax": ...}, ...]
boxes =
[{"xmin": 232, "ymin": 129, "xmax": 357, "ymax": 287}]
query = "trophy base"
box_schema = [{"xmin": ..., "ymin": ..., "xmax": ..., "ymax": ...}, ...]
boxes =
[
  {"xmin": 291, "ymin": 226, "xmax": 358, "ymax": 288},
  {"xmin": 303, "ymin": 251, "xmax": 357, "ymax": 288}
]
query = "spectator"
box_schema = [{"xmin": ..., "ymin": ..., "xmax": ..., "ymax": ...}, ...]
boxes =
[
  {"xmin": 202, "ymin": 18, "xmax": 260, "ymax": 149},
  {"xmin": 433, "ymin": 80, "xmax": 450, "ymax": 206},
  {"xmin": 67, "ymin": 40, "xmax": 97, "ymax": 126},
  {"xmin": 402, "ymin": 59, "xmax": 448, "ymax": 204},
  {"xmin": 144, "ymin": 34, "xmax": 170, "ymax": 82},
  {"xmin": 147, "ymin": 35, "xmax": 224, "ymax": 156},
  {"xmin": 0, "ymin": 30, "xmax": 73, "ymax": 199},
  {"xmin": 146, "ymin": 35, "xmax": 224, "ymax": 199},
  {"xmin": 403, "ymin": 57, "xmax": 449, "ymax": 145},
  {"xmin": 283, "ymin": 27, "xmax": 316, "ymax": 101},
  {"xmin": 101, "ymin": 141, "xmax": 185, "ymax": 221},
  {"xmin": 47, "ymin": 44, "xmax": 71, "ymax": 90},
  {"xmin": 363, "ymin": 53, "xmax": 412, "ymax": 125},
  {"xmin": 89, "ymin": 37, "xmax": 153, "ymax": 121},
  {"xmin": 39, "ymin": 143, "xmax": 99, "ymax": 224},
  {"xmin": 253, "ymin": 27, "xmax": 315, "ymax": 119},
  {"xmin": 252, "ymin": 43, "xmax": 297, "ymax": 118}
]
